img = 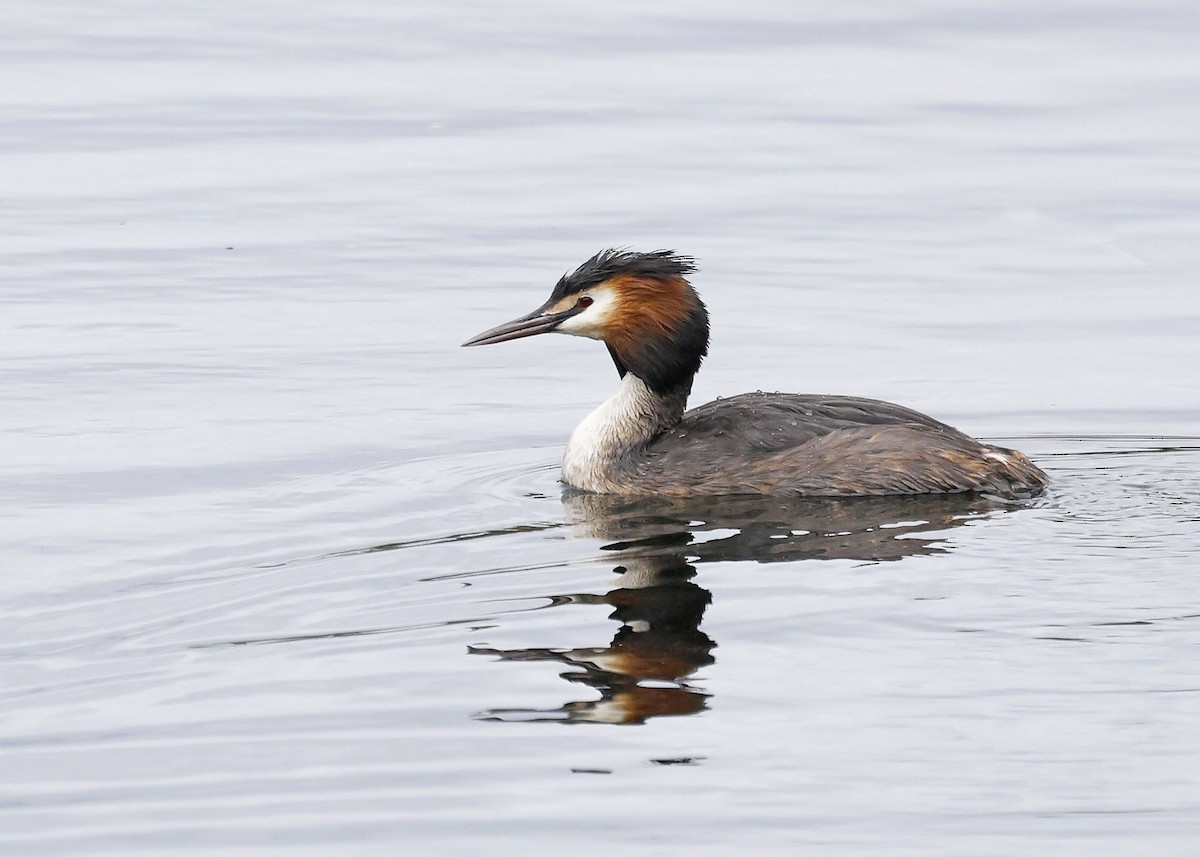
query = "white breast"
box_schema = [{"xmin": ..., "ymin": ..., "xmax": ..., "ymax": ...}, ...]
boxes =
[{"xmin": 562, "ymin": 374, "xmax": 660, "ymax": 492}]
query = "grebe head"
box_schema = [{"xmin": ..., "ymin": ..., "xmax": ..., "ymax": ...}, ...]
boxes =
[{"xmin": 463, "ymin": 249, "xmax": 709, "ymax": 394}]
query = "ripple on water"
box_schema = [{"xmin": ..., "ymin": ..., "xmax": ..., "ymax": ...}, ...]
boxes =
[
  {"xmin": 1030, "ymin": 435, "xmax": 1200, "ymax": 558},
  {"xmin": 4, "ymin": 436, "xmax": 1200, "ymax": 853}
]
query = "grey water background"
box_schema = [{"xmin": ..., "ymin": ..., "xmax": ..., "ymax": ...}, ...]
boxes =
[{"xmin": 4, "ymin": 1, "xmax": 1200, "ymax": 854}]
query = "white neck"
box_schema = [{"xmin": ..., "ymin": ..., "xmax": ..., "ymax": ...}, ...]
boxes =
[{"xmin": 562, "ymin": 374, "xmax": 686, "ymax": 493}]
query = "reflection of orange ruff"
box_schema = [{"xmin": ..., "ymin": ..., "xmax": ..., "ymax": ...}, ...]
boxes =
[
  {"xmin": 565, "ymin": 685, "xmax": 708, "ymax": 726},
  {"xmin": 584, "ymin": 647, "xmax": 697, "ymax": 683}
]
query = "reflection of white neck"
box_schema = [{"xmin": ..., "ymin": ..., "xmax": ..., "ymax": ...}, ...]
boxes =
[{"xmin": 562, "ymin": 374, "xmax": 686, "ymax": 493}]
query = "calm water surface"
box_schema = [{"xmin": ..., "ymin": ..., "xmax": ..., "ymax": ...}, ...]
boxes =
[{"xmin": 4, "ymin": 2, "xmax": 1200, "ymax": 854}]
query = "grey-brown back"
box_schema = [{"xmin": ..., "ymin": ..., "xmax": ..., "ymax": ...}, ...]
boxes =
[{"xmin": 625, "ymin": 393, "xmax": 1048, "ymax": 499}]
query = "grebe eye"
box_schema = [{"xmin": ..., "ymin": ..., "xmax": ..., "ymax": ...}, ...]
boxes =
[{"xmin": 577, "ymin": 295, "xmax": 593, "ymax": 308}]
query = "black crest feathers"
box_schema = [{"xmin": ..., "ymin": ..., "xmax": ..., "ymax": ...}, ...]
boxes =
[{"xmin": 550, "ymin": 249, "xmax": 697, "ymax": 301}]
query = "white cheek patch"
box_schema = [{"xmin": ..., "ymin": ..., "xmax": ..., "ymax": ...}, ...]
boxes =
[{"xmin": 555, "ymin": 287, "xmax": 618, "ymax": 340}]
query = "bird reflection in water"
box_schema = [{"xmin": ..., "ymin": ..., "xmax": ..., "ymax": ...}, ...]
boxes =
[
  {"xmin": 472, "ymin": 491, "xmax": 1014, "ymax": 725},
  {"xmin": 472, "ymin": 551, "xmax": 713, "ymax": 725}
]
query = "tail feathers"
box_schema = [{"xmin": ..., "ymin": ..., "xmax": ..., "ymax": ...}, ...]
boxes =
[{"xmin": 979, "ymin": 445, "xmax": 1049, "ymax": 500}]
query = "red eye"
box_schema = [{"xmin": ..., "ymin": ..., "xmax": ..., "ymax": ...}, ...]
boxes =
[{"xmin": 578, "ymin": 295, "xmax": 593, "ymax": 308}]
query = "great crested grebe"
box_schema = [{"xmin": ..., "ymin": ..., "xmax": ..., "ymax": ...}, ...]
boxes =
[{"xmin": 463, "ymin": 249, "xmax": 1048, "ymax": 499}]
